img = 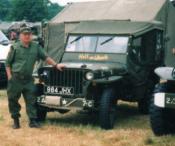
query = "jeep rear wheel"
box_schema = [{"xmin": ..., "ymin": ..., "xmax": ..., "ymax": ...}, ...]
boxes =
[
  {"xmin": 138, "ymin": 80, "xmax": 155, "ymax": 114},
  {"xmin": 99, "ymin": 88, "xmax": 116, "ymax": 130}
]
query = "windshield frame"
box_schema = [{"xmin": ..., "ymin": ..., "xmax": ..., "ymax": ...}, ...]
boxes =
[{"xmin": 65, "ymin": 34, "xmax": 130, "ymax": 54}]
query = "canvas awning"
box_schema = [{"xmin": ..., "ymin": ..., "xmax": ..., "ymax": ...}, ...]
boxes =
[
  {"xmin": 51, "ymin": 0, "xmax": 167, "ymax": 23},
  {"xmin": 70, "ymin": 21, "xmax": 164, "ymax": 36}
]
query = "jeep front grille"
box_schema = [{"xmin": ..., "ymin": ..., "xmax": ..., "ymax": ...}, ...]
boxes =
[{"xmin": 42, "ymin": 68, "xmax": 87, "ymax": 96}]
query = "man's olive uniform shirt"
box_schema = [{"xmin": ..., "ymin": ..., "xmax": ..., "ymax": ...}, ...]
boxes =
[{"xmin": 6, "ymin": 41, "xmax": 47, "ymax": 76}]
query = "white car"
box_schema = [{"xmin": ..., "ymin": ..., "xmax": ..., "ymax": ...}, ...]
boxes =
[
  {"xmin": 0, "ymin": 30, "xmax": 11, "ymax": 84},
  {"xmin": 0, "ymin": 31, "xmax": 11, "ymax": 60}
]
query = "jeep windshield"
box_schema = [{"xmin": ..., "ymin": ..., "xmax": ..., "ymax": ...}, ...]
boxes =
[{"xmin": 66, "ymin": 35, "xmax": 129, "ymax": 53}]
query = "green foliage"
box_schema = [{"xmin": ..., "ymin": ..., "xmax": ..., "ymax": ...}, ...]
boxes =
[
  {"xmin": 11, "ymin": 0, "xmax": 47, "ymax": 21},
  {"xmin": 0, "ymin": 0, "xmax": 64, "ymax": 22},
  {"xmin": 47, "ymin": 2, "xmax": 64, "ymax": 20},
  {"xmin": 0, "ymin": 0, "xmax": 12, "ymax": 21}
]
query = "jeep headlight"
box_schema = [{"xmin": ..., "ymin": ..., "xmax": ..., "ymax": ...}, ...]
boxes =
[{"xmin": 85, "ymin": 72, "xmax": 94, "ymax": 80}]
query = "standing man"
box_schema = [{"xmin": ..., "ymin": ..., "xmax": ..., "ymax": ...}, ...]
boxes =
[{"xmin": 6, "ymin": 25, "xmax": 65, "ymax": 129}]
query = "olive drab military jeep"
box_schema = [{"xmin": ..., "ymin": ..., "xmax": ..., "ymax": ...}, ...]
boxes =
[
  {"xmin": 34, "ymin": 0, "xmax": 175, "ymax": 129},
  {"xmin": 35, "ymin": 25, "xmax": 164, "ymax": 129}
]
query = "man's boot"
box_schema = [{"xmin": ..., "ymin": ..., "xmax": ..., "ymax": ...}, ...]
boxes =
[
  {"xmin": 12, "ymin": 118, "xmax": 20, "ymax": 129},
  {"xmin": 29, "ymin": 118, "xmax": 40, "ymax": 128}
]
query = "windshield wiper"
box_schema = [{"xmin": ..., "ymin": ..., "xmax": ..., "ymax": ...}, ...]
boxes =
[
  {"xmin": 70, "ymin": 36, "xmax": 83, "ymax": 44},
  {"xmin": 100, "ymin": 37, "xmax": 114, "ymax": 46}
]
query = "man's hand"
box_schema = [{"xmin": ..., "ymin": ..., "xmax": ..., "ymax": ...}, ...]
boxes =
[
  {"xmin": 8, "ymin": 75, "xmax": 12, "ymax": 81},
  {"xmin": 46, "ymin": 57, "xmax": 65, "ymax": 71},
  {"xmin": 6, "ymin": 67, "xmax": 12, "ymax": 80},
  {"xmin": 56, "ymin": 64, "xmax": 65, "ymax": 71},
  {"xmin": 172, "ymin": 48, "xmax": 175, "ymax": 55}
]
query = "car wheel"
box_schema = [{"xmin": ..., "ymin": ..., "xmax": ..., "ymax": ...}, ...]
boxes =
[
  {"xmin": 150, "ymin": 83, "xmax": 175, "ymax": 136},
  {"xmin": 36, "ymin": 106, "xmax": 47, "ymax": 122},
  {"xmin": 99, "ymin": 88, "xmax": 116, "ymax": 130},
  {"xmin": 34, "ymin": 84, "xmax": 47, "ymax": 121},
  {"xmin": 34, "ymin": 83, "xmax": 44, "ymax": 96},
  {"xmin": 138, "ymin": 81, "xmax": 155, "ymax": 115}
]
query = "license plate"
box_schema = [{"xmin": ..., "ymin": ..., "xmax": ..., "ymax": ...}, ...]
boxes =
[
  {"xmin": 165, "ymin": 93, "xmax": 175, "ymax": 108},
  {"xmin": 45, "ymin": 86, "xmax": 74, "ymax": 95}
]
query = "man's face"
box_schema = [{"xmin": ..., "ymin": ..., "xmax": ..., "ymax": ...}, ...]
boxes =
[{"xmin": 20, "ymin": 33, "xmax": 32, "ymax": 44}]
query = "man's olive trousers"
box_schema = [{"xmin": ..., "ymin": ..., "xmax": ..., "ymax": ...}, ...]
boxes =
[{"xmin": 7, "ymin": 77, "xmax": 37, "ymax": 119}]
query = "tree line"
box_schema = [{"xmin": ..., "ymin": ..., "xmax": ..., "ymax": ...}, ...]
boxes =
[{"xmin": 0, "ymin": 0, "xmax": 64, "ymax": 22}]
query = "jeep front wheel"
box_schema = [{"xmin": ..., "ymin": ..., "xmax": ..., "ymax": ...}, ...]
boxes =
[
  {"xmin": 99, "ymin": 88, "xmax": 116, "ymax": 130},
  {"xmin": 36, "ymin": 106, "xmax": 47, "ymax": 122}
]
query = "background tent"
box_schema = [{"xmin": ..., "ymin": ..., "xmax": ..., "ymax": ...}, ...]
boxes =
[{"xmin": 45, "ymin": 0, "xmax": 175, "ymax": 66}]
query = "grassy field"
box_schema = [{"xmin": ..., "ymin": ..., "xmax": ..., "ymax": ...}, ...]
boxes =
[{"xmin": 0, "ymin": 89, "xmax": 175, "ymax": 146}]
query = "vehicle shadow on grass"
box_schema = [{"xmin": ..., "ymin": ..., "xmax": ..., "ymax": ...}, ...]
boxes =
[{"xmin": 45, "ymin": 102, "xmax": 149, "ymax": 130}]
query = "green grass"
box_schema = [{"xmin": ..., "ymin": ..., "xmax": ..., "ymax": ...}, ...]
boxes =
[{"xmin": 0, "ymin": 115, "xmax": 4, "ymax": 121}]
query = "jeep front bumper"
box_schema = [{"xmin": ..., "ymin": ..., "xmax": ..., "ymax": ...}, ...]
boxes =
[{"xmin": 37, "ymin": 95, "xmax": 94, "ymax": 110}]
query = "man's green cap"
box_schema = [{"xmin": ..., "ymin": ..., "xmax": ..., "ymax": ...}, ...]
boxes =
[
  {"xmin": 20, "ymin": 24, "xmax": 32, "ymax": 33},
  {"xmin": 20, "ymin": 26, "xmax": 32, "ymax": 34}
]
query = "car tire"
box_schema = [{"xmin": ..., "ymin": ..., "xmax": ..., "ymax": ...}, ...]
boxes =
[
  {"xmin": 36, "ymin": 106, "xmax": 47, "ymax": 122},
  {"xmin": 34, "ymin": 84, "xmax": 47, "ymax": 121},
  {"xmin": 138, "ymin": 80, "xmax": 155, "ymax": 115},
  {"xmin": 99, "ymin": 88, "xmax": 116, "ymax": 130},
  {"xmin": 150, "ymin": 98, "xmax": 175, "ymax": 136},
  {"xmin": 150, "ymin": 83, "xmax": 175, "ymax": 136},
  {"xmin": 34, "ymin": 83, "xmax": 44, "ymax": 96}
]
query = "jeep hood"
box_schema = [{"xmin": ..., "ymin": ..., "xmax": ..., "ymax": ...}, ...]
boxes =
[{"xmin": 62, "ymin": 62, "xmax": 127, "ymax": 74}]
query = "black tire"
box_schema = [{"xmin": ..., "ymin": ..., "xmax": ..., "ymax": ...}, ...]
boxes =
[
  {"xmin": 150, "ymin": 83, "xmax": 175, "ymax": 136},
  {"xmin": 138, "ymin": 80, "xmax": 155, "ymax": 115},
  {"xmin": 34, "ymin": 83, "xmax": 44, "ymax": 96},
  {"xmin": 34, "ymin": 84, "xmax": 47, "ymax": 122},
  {"xmin": 150, "ymin": 98, "xmax": 175, "ymax": 136},
  {"xmin": 36, "ymin": 106, "xmax": 47, "ymax": 122},
  {"xmin": 99, "ymin": 88, "xmax": 116, "ymax": 130}
]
